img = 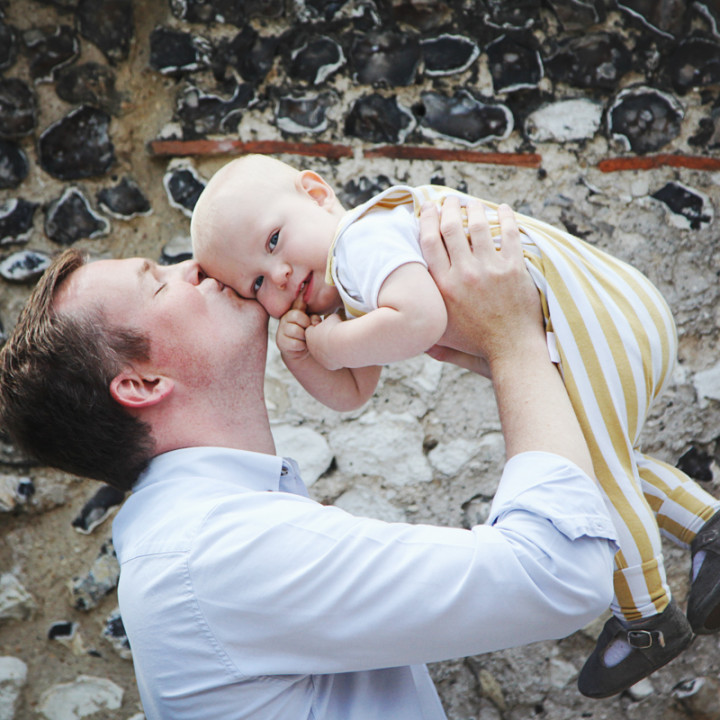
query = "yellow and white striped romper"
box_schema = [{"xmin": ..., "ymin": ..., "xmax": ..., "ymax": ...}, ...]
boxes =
[{"xmin": 326, "ymin": 185, "xmax": 720, "ymax": 621}]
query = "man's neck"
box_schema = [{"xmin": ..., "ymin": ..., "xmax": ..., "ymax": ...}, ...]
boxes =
[{"xmin": 149, "ymin": 392, "xmax": 277, "ymax": 458}]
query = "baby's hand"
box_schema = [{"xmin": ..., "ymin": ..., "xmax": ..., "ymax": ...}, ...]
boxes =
[
  {"xmin": 305, "ymin": 313, "xmax": 344, "ymax": 371},
  {"xmin": 276, "ymin": 298, "xmax": 321, "ymax": 362}
]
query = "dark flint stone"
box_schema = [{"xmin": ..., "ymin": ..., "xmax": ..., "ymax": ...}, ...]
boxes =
[
  {"xmin": 104, "ymin": 610, "xmax": 128, "ymax": 641},
  {"xmin": 0, "ymin": 198, "xmax": 37, "ymax": 245},
  {"xmin": 171, "ymin": 0, "xmax": 283, "ymax": 24},
  {"xmin": 0, "ymin": 140, "xmax": 29, "ymax": 189},
  {"xmin": 545, "ymin": 33, "xmax": 632, "ymax": 90},
  {"xmin": 340, "ymin": 175, "xmax": 393, "ymax": 208},
  {"xmin": 690, "ymin": 102, "xmax": 720, "ymax": 148},
  {"xmin": 286, "ymin": 36, "xmax": 344, "ymax": 85},
  {"xmin": 48, "ymin": 621, "xmax": 77, "ymax": 640},
  {"xmin": 77, "ymin": 0, "xmax": 134, "ymax": 63},
  {"xmin": 421, "ymin": 34, "xmax": 479, "ymax": 76},
  {"xmin": 0, "ymin": 78, "xmax": 37, "ymax": 138},
  {"xmin": 277, "ymin": 93, "xmax": 335, "ymax": 134},
  {"xmin": 390, "ymin": 0, "xmax": 453, "ymax": 30},
  {"xmin": 487, "ymin": 34, "xmax": 543, "ymax": 93},
  {"xmin": 0, "ymin": 250, "xmax": 51, "ymax": 283},
  {"xmin": 652, "ymin": 182, "xmax": 712, "ymax": 230},
  {"xmin": 616, "ymin": 0, "xmax": 686, "ymax": 38},
  {"xmin": 22, "ymin": 25, "xmax": 79, "ymax": 82},
  {"xmin": 149, "ymin": 26, "xmax": 212, "ymax": 76},
  {"xmin": 344, "ymin": 93, "xmax": 415, "ymax": 143},
  {"xmin": 177, "ymin": 83, "xmax": 255, "ymax": 138},
  {"xmin": 104, "ymin": 609, "xmax": 131, "ymax": 658},
  {"xmin": 55, "ymin": 62, "xmax": 123, "ymax": 115},
  {"xmin": 39, "ymin": 106, "xmax": 115, "ymax": 180},
  {"xmin": 213, "ymin": 26, "xmax": 279, "ymax": 85},
  {"xmin": 17, "ymin": 477, "xmax": 34, "ymax": 499},
  {"xmin": 37, "ymin": 0, "xmax": 80, "ymax": 7},
  {"xmin": 677, "ymin": 446, "xmax": 714, "ymax": 482},
  {"xmin": 695, "ymin": 1, "xmax": 720, "ymax": 37},
  {"xmin": 163, "ymin": 163, "xmax": 206, "ymax": 217},
  {"xmin": 546, "ymin": 0, "xmax": 603, "ymax": 31},
  {"xmin": 97, "ymin": 177, "xmax": 151, "ymax": 219},
  {"xmin": 72, "ymin": 485, "xmax": 126, "ymax": 534},
  {"xmin": 300, "ymin": 0, "xmax": 350, "ymax": 22},
  {"xmin": 0, "ymin": 20, "xmax": 17, "ymax": 71},
  {"xmin": 667, "ymin": 37, "xmax": 720, "ymax": 94},
  {"xmin": 350, "ymin": 31, "xmax": 421, "ymax": 86},
  {"xmin": 161, "ymin": 235, "xmax": 192, "ymax": 264},
  {"xmin": 482, "ymin": 0, "xmax": 542, "ymax": 30},
  {"xmin": 45, "ymin": 188, "xmax": 110, "ymax": 245},
  {"xmin": 608, "ymin": 87, "xmax": 683, "ymax": 153},
  {"xmin": 689, "ymin": 115, "xmax": 717, "ymax": 147},
  {"xmin": 71, "ymin": 540, "xmax": 119, "ymax": 611},
  {"xmin": 417, "ymin": 90, "xmax": 513, "ymax": 145}
]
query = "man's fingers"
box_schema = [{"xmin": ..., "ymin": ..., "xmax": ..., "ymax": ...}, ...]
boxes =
[
  {"xmin": 438, "ymin": 196, "xmax": 472, "ymax": 265},
  {"xmin": 465, "ymin": 199, "xmax": 495, "ymax": 262},
  {"xmin": 496, "ymin": 204, "xmax": 523, "ymax": 265},
  {"xmin": 418, "ymin": 202, "xmax": 449, "ymax": 277}
]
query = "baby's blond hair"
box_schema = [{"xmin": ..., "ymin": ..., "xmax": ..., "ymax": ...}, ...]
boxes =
[{"xmin": 190, "ymin": 154, "xmax": 299, "ymax": 257}]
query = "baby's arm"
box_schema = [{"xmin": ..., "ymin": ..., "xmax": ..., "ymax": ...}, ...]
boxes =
[
  {"xmin": 277, "ymin": 299, "xmax": 381, "ymax": 412},
  {"xmin": 305, "ymin": 262, "xmax": 447, "ymax": 370}
]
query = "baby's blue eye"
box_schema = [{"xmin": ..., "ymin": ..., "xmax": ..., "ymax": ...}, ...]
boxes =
[
  {"xmin": 269, "ymin": 232, "xmax": 279, "ymax": 251},
  {"xmin": 253, "ymin": 276, "xmax": 264, "ymax": 293}
]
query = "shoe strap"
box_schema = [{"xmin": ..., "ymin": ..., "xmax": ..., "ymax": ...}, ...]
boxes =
[
  {"xmin": 627, "ymin": 629, "xmax": 665, "ymax": 649},
  {"xmin": 696, "ymin": 526, "xmax": 720, "ymax": 550}
]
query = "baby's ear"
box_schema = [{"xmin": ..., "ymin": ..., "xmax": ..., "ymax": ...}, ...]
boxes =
[{"xmin": 296, "ymin": 170, "xmax": 335, "ymax": 208}]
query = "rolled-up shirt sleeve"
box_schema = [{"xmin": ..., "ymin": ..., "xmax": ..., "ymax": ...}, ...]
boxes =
[{"xmin": 190, "ymin": 451, "xmax": 617, "ymax": 677}]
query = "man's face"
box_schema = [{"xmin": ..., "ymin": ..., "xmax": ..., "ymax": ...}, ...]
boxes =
[
  {"xmin": 55, "ymin": 256, "xmax": 269, "ymax": 387},
  {"xmin": 196, "ymin": 182, "xmax": 342, "ymax": 319}
]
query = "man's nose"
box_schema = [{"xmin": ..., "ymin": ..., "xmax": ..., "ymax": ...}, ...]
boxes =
[{"xmin": 168, "ymin": 259, "xmax": 204, "ymax": 284}]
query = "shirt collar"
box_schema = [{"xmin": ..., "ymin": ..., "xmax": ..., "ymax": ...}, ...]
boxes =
[{"xmin": 133, "ymin": 446, "xmax": 302, "ymax": 495}]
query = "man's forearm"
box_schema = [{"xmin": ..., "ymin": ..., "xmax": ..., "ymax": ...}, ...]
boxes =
[{"xmin": 489, "ymin": 333, "xmax": 595, "ymax": 480}]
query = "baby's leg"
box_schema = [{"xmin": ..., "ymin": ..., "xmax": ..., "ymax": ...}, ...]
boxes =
[
  {"xmin": 638, "ymin": 452, "xmax": 720, "ymax": 634},
  {"xmin": 515, "ymin": 219, "xmax": 695, "ymax": 697},
  {"xmin": 591, "ymin": 450, "xmax": 669, "ymax": 621},
  {"xmin": 638, "ymin": 453, "xmax": 719, "ymax": 546}
]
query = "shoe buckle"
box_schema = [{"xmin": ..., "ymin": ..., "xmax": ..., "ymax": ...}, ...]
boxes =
[{"xmin": 627, "ymin": 629, "xmax": 665, "ymax": 649}]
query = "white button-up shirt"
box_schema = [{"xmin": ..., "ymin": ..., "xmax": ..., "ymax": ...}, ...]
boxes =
[{"xmin": 112, "ymin": 447, "xmax": 616, "ymax": 719}]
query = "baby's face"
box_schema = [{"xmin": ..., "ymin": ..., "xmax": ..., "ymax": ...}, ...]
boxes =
[{"xmin": 197, "ymin": 185, "xmax": 341, "ymax": 319}]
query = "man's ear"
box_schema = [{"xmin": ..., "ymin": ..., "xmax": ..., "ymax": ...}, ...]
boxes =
[
  {"xmin": 296, "ymin": 170, "xmax": 336, "ymax": 208},
  {"xmin": 109, "ymin": 368, "xmax": 175, "ymax": 409}
]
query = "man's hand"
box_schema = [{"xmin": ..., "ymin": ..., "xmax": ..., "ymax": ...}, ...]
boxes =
[
  {"xmin": 421, "ymin": 197, "xmax": 595, "ymax": 476},
  {"xmin": 419, "ymin": 197, "xmax": 544, "ymax": 368},
  {"xmin": 276, "ymin": 298, "xmax": 320, "ymax": 362}
]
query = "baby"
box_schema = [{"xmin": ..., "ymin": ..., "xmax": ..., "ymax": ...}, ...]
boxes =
[{"xmin": 190, "ymin": 154, "xmax": 720, "ymax": 699}]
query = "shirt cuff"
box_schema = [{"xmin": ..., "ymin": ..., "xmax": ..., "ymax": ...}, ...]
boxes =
[{"xmin": 488, "ymin": 451, "xmax": 618, "ymax": 544}]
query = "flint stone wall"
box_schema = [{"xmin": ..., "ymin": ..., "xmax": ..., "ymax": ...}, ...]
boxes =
[{"xmin": 1, "ymin": 0, "xmax": 720, "ymax": 718}]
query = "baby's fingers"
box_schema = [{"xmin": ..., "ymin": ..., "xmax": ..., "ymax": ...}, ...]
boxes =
[{"xmin": 280, "ymin": 308, "xmax": 311, "ymax": 329}]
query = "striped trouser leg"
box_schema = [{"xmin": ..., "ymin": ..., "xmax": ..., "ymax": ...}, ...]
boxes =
[
  {"xmin": 637, "ymin": 453, "xmax": 720, "ymax": 546},
  {"xmin": 518, "ymin": 216, "xmax": 678, "ymax": 622}
]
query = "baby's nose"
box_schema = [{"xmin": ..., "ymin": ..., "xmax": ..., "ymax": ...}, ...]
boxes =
[{"xmin": 271, "ymin": 264, "xmax": 291, "ymax": 287}]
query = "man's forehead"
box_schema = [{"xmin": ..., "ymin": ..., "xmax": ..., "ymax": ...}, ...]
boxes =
[{"xmin": 54, "ymin": 256, "xmax": 143, "ymax": 312}]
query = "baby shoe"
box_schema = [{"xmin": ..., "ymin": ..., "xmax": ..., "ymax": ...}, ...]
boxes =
[
  {"xmin": 577, "ymin": 601, "xmax": 693, "ymax": 699},
  {"xmin": 687, "ymin": 511, "xmax": 720, "ymax": 634}
]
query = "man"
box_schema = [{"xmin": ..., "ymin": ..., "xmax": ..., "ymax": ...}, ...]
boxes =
[{"xmin": 0, "ymin": 199, "xmax": 616, "ymax": 719}]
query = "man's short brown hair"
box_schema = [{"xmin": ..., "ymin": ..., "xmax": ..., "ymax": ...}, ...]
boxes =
[{"xmin": 0, "ymin": 249, "xmax": 154, "ymax": 492}]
